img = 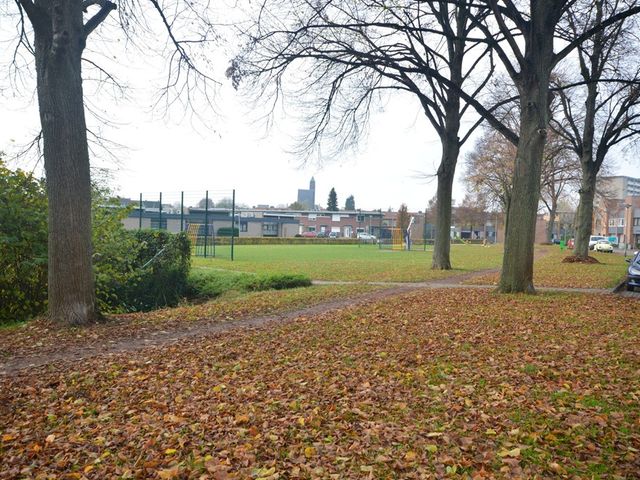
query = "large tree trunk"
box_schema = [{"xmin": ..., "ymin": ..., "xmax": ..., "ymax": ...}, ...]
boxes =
[
  {"xmin": 432, "ymin": 139, "xmax": 459, "ymax": 270},
  {"xmin": 34, "ymin": 0, "xmax": 98, "ymax": 325},
  {"xmin": 573, "ymin": 163, "xmax": 598, "ymax": 258},
  {"xmin": 499, "ymin": 85, "xmax": 548, "ymax": 293},
  {"xmin": 498, "ymin": 5, "xmax": 557, "ymax": 294}
]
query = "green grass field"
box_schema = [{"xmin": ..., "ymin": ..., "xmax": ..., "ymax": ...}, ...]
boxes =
[{"xmin": 192, "ymin": 244, "xmax": 505, "ymax": 282}]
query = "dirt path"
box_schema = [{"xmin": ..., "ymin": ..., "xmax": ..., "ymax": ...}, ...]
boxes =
[
  {"xmin": 0, "ymin": 285, "xmax": 416, "ymax": 376},
  {"xmin": 0, "ymin": 249, "xmax": 617, "ymax": 376}
]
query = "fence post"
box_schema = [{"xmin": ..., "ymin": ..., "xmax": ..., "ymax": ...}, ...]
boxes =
[
  {"xmin": 231, "ymin": 189, "xmax": 236, "ymax": 261},
  {"xmin": 159, "ymin": 192, "xmax": 163, "ymax": 230},
  {"xmin": 180, "ymin": 191, "xmax": 184, "ymax": 232},
  {"xmin": 204, "ymin": 190, "xmax": 209, "ymax": 258},
  {"xmin": 138, "ymin": 193, "xmax": 142, "ymax": 230}
]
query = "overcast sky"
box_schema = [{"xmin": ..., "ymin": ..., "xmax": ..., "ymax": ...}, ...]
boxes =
[{"xmin": 1, "ymin": 7, "xmax": 638, "ymax": 212}]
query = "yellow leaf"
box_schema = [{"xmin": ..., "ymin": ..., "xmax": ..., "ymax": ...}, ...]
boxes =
[
  {"xmin": 235, "ymin": 414, "xmax": 250, "ymax": 425},
  {"xmin": 498, "ymin": 448, "xmax": 520, "ymax": 458},
  {"xmin": 297, "ymin": 417, "xmax": 305, "ymax": 426},
  {"xmin": 485, "ymin": 428, "xmax": 497, "ymax": 435},
  {"xmin": 548, "ymin": 462, "xmax": 565, "ymax": 474},
  {"xmin": 425, "ymin": 444, "xmax": 438, "ymax": 454},
  {"xmin": 304, "ymin": 446, "xmax": 316, "ymax": 458},
  {"xmin": 84, "ymin": 465, "xmax": 95, "ymax": 473},
  {"xmin": 165, "ymin": 448, "xmax": 177, "ymax": 455},
  {"xmin": 2, "ymin": 434, "xmax": 15, "ymax": 442},
  {"xmin": 404, "ymin": 451, "xmax": 417, "ymax": 461},
  {"xmin": 157, "ymin": 465, "xmax": 181, "ymax": 479}
]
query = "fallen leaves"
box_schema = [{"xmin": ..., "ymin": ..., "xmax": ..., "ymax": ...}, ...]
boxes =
[
  {"xmin": 466, "ymin": 247, "xmax": 628, "ymax": 288},
  {"xmin": 1, "ymin": 288, "xmax": 639, "ymax": 478}
]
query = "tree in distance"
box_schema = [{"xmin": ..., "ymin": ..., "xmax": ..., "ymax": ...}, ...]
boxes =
[
  {"xmin": 327, "ymin": 188, "xmax": 338, "ymax": 211},
  {"xmin": 345, "ymin": 195, "xmax": 355, "ymax": 211}
]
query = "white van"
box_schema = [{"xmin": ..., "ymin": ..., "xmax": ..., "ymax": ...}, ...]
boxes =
[{"xmin": 589, "ymin": 235, "xmax": 607, "ymax": 249}]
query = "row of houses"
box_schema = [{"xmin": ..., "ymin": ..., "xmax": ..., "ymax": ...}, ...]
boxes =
[
  {"xmin": 119, "ymin": 175, "xmax": 640, "ymax": 248},
  {"xmin": 122, "ymin": 204, "xmax": 503, "ymax": 241}
]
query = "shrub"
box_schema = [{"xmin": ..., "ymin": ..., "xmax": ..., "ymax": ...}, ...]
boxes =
[
  {"xmin": 245, "ymin": 273, "xmax": 312, "ymax": 291},
  {"xmin": 96, "ymin": 229, "xmax": 191, "ymax": 312},
  {"xmin": 0, "ymin": 160, "xmax": 48, "ymax": 323},
  {"xmin": 217, "ymin": 227, "xmax": 239, "ymax": 237},
  {"xmin": 0, "ymin": 166, "xmax": 193, "ymax": 322},
  {"xmin": 186, "ymin": 270, "xmax": 311, "ymax": 299}
]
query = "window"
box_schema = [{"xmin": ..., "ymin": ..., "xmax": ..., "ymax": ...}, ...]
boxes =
[
  {"xmin": 262, "ymin": 223, "xmax": 278, "ymax": 236},
  {"xmin": 320, "ymin": 225, "xmax": 328, "ymax": 232},
  {"xmin": 634, "ymin": 217, "xmax": 640, "ymax": 226},
  {"xmin": 308, "ymin": 214, "xmax": 317, "ymax": 220},
  {"xmin": 332, "ymin": 214, "xmax": 341, "ymax": 222},
  {"xmin": 308, "ymin": 226, "xmax": 316, "ymax": 232},
  {"xmin": 356, "ymin": 215, "xmax": 365, "ymax": 223}
]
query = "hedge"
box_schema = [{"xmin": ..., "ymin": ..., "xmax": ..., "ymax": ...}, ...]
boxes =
[{"xmin": 198, "ymin": 237, "xmax": 361, "ymax": 245}]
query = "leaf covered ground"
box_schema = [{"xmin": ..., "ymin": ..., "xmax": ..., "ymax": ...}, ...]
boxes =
[
  {"xmin": 2, "ymin": 289, "xmax": 639, "ymax": 479},
  {"xmin": 465, "ymin": 248, "xmax": 628, "ymax": 289},
  {"xmin": 0, "ymin": 284, "xmax": 382, "ymax": 361}
]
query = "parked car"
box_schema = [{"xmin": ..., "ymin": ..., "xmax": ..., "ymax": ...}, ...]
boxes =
[
  {"xmin": 301, "ymin": 231, "xmax": 317, "ymax": 237},
  {"xmin": 626, "ymin": 251, "xmax": 640, "ymax": 292},
  {"xmin": 589, "ymin": 235, "xmax": 607, "ymax": 250},
  {"xmin": 593, "ymin": 240, "xmax": 614, "ymax": 253},
  {"xmin": 357, "ymin": 232, "xmax": 377, "ymax": 241},
  {"xmin": 316, "ymin": 232, "xmax": 328, "ymax": 238},
  {"xmin": 328, "ymin": 232, "xmax": 339, "ymax": 239}
]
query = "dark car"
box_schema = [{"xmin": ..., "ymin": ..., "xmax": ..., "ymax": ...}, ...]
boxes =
[{"xmin": 626, "ymin": 251, "xmax": 640, "ymax": 292}]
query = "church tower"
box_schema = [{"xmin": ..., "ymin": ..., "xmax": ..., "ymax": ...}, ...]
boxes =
[{"xmin": 309, "ymin": 177, "xmax": 316, "ymax": 207}]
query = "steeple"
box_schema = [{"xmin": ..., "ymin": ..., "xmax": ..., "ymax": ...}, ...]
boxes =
[{"xmin": 310, "ymin": 176, "xmax": 316, "ymax": 191}]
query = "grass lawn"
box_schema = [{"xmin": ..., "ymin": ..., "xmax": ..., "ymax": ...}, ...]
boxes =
[
  {"xmin": 3, "ymin": 289, "xmax": 639, "ymax": 478},
  {"xmin": 466, "ymin": 247, "xmax": 629, "ymax": 289},
  {"xmin": 192, "ymin": 244, "xmax": 505, "ymax": 282}
]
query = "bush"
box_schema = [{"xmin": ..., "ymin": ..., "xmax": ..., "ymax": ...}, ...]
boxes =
[
  {"xmin": 245, "ymin": 273, "xmax": 312, "ymax": 291},
  {"xmin": 186, "ymin": 270, "xmax": 311, "ymax": 299},
  {"xmin": 0, "ymin": 166, "xmax": 193, "ymax": 322},
  {"xmin": 0, "ymin": 160, "xmax": 48, "ymax": 323},
  {"xmin": 217, "ymin": 227, "xmax": 239, "ymax": 237},
  {"xmin": 95, "ymin": 229, "xmax": 191, "ymax": 312}
]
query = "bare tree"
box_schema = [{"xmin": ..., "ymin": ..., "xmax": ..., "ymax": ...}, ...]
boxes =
[
  {"xmin": 456, "ymin": 192, "xmax": 488, "ymax": 239},
  {"xmin": 435, "ymin": 0, "xmax": 640, "ymax": 292},
  {"xmin": 4, "ymin": 0, "xmax": 217, "ymax": 325},
  {"xmin": 551, "ymin": 2, "xmax": 640, "ymax": 258},
  {"xmin": 539, "ymin": 131, "xmax": 580, "ymax": 243},
  {"xmin": 464, "ymin": 129, "xmax": 516, "ymax": 214},
  {"xmin": 397, "ymin": 203, "xmax": 410, "ymax": 234},
  {"xmin": 227, "ymin": 0, "xmax": 495, "ymax": 271},
  {"xmin": 465, "ymin": 125, "xmax": 583, "ymax": 244}
]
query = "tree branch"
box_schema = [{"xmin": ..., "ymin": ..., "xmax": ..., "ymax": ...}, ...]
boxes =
[{"xmin": 84, "ymin": 0, "xmax": 117, "ymax": 38}]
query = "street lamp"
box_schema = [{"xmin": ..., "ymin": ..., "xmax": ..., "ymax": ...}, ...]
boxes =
[{"xmin": 624, "ymin": 203, "xmax": 632, "ymax": 257}]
